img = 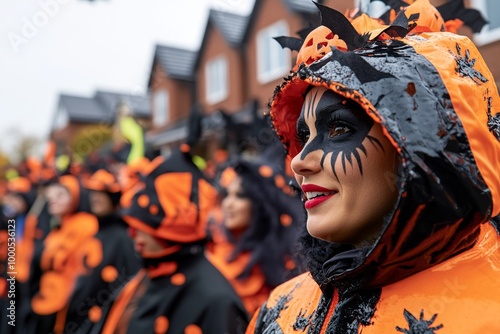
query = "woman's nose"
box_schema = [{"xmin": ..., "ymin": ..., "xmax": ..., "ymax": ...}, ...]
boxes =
[
  {"xmin": 221, "ymin": 196, "xmax": 231, "ymax": 210},
  {"xmin": 291, "ymin": 148, "xmax": 322, "ymax": 176}
]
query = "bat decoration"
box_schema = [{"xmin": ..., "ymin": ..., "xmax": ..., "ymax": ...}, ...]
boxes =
[
  {"xmin": 314, "ymin": 2, "xmax": 368, "ymax": 50},
  {"xmin": 273, "ymin": 36, "xmax": 304, "ymax": 52},
  {"xmin": 382, "ymin": 8, "xmax": 411, "ymax": 37}
]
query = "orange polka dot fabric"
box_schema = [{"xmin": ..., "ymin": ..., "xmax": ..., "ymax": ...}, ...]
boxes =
[
  {"xmin": 138, "ymin": 194, "xmax": 150, "ymax": 208},
  {"xmin": 88, "ymin": 305, "xmax": 102, "ymax": 323},
  {"xmin": 101, "ymin": 265, "xmax": 119, "ymax": 282},
  {"xmin": 170, "ymin": 273, "xmax": 186, "ymax": 286},
  {"xmin": 154, "ymin": 315, "xmax": 169, "ymax": 334},
  {"xmin": 184, "ymin": 324, "xmax": 203, "ymax": 334}
]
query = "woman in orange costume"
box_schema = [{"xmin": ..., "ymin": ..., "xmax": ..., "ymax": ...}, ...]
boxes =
[
  {"xmin": 207, "ymin": 155, "xmax": 305, "ymax": 315},
  {"xmin": 25, "ymin": 173, "xmax": 138, "ymax": 334},
  {"xmin": 247, "ymin": 0, "xmax": 500, "ymax": 333}
]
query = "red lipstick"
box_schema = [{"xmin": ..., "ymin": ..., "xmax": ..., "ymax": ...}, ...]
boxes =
[{"xmin": 301, "ymin": 184, "xmax": 337, "ymax": 209}]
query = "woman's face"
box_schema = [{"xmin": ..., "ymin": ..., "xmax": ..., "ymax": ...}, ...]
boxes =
[
  {"xmin": 291, "ymin": 86, "xmax": 399, "ymax": 247},
  {"xmin": 89, "ymin": 191, "xmax": 114, "ymax": 217},
  {"xmin": 221, "ymin": 176, "xmax": 252, "ymax": 232},
  {"xmin": 3, "ymin": 194, "xmax": 27, "ymax": 215},
  {"xmin": 45, "ymin": 184, "xmax": 73, "ymax": 218},
  {"xmin": 130, "ymin": 228, "xmax": 166, "ymax": 255}
]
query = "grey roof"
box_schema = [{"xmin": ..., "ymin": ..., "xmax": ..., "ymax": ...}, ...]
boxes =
[
  {"xmin": 95, "ymin": 91, "xmax": 151, "ymax": 118},
  {"xmin": 57, "ymin": 90, "xmax": 150, "ymax": 125},
  {"xmin": 58, "ymin": 94, "xmax": 112, "ymax": 124},
  {"xmin": 154, "ymin": 45, "xmax": 197, "ymax": 81},
  {"xmin": 209, "ymin": 9, "xmax": 250, "ymax": 47},
  {"xmin": 146, "ymin": 118, "xmax": 188, "ymax": 146},
  {"xmin": 283, "ymin": 0, "xmax": 319, "ymax": 14}
]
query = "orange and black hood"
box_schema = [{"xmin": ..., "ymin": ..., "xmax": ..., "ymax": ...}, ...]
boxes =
[
  {"xmin": 122, "ymin": 148, "xmax": 217, "ymax": 243},
  {"xmin": 6, "ymin": 177, "xmax": 37, "ymax": 211},
  {"xmin": 58, "ymin": 175, "xmax": 91, "ymax": 215},
  {"xmin": 270, "ymin": 0, "xmax": 500, "ymax": 288},
  {"xmin": 84, "ymin": 169, "xmax": 121, "ymax": 207}
]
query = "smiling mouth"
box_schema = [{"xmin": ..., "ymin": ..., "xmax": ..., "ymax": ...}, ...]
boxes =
[
  {"xmin": 303, "ymin": 191, "xmax": 337, "ymax": 209},
  {"xmin": 304, "ymin": 191, "xmax": 336, "ymax": 200}
]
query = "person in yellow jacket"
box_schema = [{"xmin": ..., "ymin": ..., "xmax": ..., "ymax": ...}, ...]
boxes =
[{"xmin": 247, "ymin": 0, "xmax": 500, "ymax": 333}]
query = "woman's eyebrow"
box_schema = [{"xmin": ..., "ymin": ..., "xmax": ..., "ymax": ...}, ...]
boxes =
[
  {"xmin": 296, "ymin": 117, "xmax": 307, "ymax": 131},
  {"xmin": 314, "ymin": 102, "xmax": 347, "ymax": 119}
]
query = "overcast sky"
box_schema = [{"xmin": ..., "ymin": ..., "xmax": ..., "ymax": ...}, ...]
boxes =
[{"xmin": 0, "ymin": 0, "xmax": 254, "ymax": 159}]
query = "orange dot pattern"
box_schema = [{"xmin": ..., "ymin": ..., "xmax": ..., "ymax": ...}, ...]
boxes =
[
  {"xmin": 101, "ymin": 265, "xmax": 119, "ymax": 283},
  {"xmin": 154, "ymin": 315, "xmax": 169, "ymax": 334},
  {"xmin": 171, "ymin": 273, "xmax": 186, "ymax": 286},
  {"xmin": 88, "ymin": 305, "xmax": 101, "ymax": 323},
  {"xmin": 149, "ymin": 204, "xmax": 159, "ymax": 215},
  {"xmin": 138, "ymin": 194, "xmax": 150, "ymax": 208},
  {"xmin": 185, "ymin": 324, "xmax": 203, "ymax": 334},
  {"xmin": 285, "ymin": 257, "xmax": 296, "ymax": 271},
  {"xmin": 280, "ymin": 214, "xmax": 292, "ymax": 227},
  {"xmin": 274, "ymin": 175, "xmax": 286, "ymax": 188},
  {"xmin": 258, "ymin": 165, "xmax": 274, "ymax": 178}
]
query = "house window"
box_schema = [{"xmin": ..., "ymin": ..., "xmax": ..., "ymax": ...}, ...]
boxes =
[
  {"xmin": 53, "ymin": 105, "xmax": 69, "ymax": 130},
  {"xmin": 471, "ymin": 0, "xmax": 500, "ymax": 45},
  {"xmin": 205, "ymin": 56, "xmax": 228, "ymax": 105},
  {"xmin": 153, "ymin": 89, "xmax": 169, "ymax": 127},
  {"xmin": 257, "ymin": 20, "xmax": 291, "ymax": 84}
]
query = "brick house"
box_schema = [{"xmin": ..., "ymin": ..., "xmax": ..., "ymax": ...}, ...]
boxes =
[
  {"xmin": 50, "ymin": 90, "xmax": 150, "ymax": 158},
  {"xmin": 195, "ymin": 0, "xmax": 343, "ymax": 159},
  {"xmin": 146, "ymin": 45, "xmax": 197, "ymax": 155},
  {"xmin": 146, "ymin": 0, "xmax": 500, "ymax": 159},
  {"xmin": 146, "ymin": 0, "xmax": 354, "ymax": 159}
]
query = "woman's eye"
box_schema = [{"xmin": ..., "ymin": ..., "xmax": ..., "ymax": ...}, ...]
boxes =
[
  {"xmin": 297, "ymin": 130, "xmax": 310, "ymax": 143},
  {"xmin": 329, "ymin": 123, "xmax": 351, "ymax": 138}
]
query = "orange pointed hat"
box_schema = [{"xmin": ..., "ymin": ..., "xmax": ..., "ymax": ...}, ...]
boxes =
[
  {"xmin": 122, "ymin": 148, "xmax": 217, "ymax": 243},
  {"xmin": 270, "ymin": 0, "xmax": 500, "ymax": 287},
  {"xmin": 84, "ymin": 169, "xmax": 121, "ymax": 194}
]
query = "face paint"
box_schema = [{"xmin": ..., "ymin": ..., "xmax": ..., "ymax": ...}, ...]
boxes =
[
  {"xmin": 296, "ymin": 88, "xmax": 383, "ymax": 179},
  {"xmin": 292, "ymin": 86, "xmax": 399, "ymax": 246}
]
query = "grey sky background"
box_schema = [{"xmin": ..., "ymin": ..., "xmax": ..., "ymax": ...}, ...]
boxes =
[{"xmin": 0, "ymin": 0, "xmax": 253, "ymax": 160}]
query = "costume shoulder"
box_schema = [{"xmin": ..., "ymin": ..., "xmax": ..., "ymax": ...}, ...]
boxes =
[
  {"xmin": 247, "ymin": 272, "xmax": 323, "ymax": 334},
  {"xmin": 362, "ymin": 223, "xmax": 500, "ymax": 333}
]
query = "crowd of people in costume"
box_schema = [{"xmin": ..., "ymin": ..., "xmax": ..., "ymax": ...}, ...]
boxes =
[
  {"xmin": 0, "ymin": 127, "xmax": 305, "ymax": 333},
  {"xmin": 2, "ymin": 0, "xmax": 500, "ymax": 333}
]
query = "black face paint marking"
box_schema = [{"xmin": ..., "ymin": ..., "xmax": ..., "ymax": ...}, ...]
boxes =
[
  {"xmin": 452, "ymin": 43, "xmax": 487, "ymax": 84},
  {"xmin": 297, "ymin": 89, "xmax": 384, "ymax": 178},
  {"xmin": 396, "ymin": 309, "xmax": 443, "ymax": 334}
]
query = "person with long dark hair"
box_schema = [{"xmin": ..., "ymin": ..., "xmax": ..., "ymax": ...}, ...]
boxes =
[{"xmin": 207, "ymin": 155, "xmax": 305, "ymax": 315}]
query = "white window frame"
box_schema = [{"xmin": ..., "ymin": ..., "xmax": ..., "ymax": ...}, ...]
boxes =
[
  {"xmin": 205, "ymin": 55, "xmax": 228, "ymax": 105},
  {"xmin": 256, "ymin": 20, "xmax": 291, "ymax": 84},
  {"xmin": 153, "ymin": 89, "xmax": 169, "ymax": 127},
  {"xmin": 471, "ymin": 0, "xmax": 500, "ymax": 46},
  {"xmin": 53, "ymin": 105, "xmax": 69, "ymax": 130}
]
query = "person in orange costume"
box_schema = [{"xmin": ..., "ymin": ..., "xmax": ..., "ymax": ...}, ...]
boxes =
[
  {"xmin": 247, "ymin": 1, "xmax": 500, "ymax": 333},
  {"xmin": 25, "ymin": 173, "xmax": 138, "ymax": 334},
  {"xmin": 207, "ymin": 155, "xmax": 305, "ymax": 315},
  {"xmin": 24, "ymin": 175, "xmax": 98, "ymax": 333},
  {"xmin": 90, "ymin": 148, "xmax": 248, "ymax": 334}
]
